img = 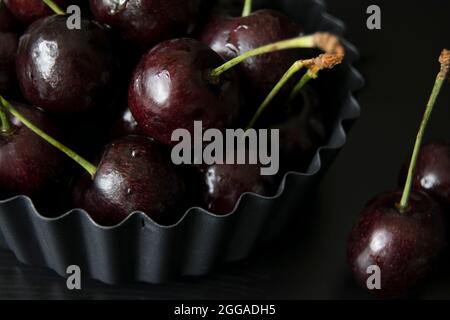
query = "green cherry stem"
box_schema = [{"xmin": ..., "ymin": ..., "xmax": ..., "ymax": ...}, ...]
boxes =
[
  {"xmin": 397, "ymin": 49, "xmax": 450, "ymax": 213},
  {"xmin": 290, "ymin": 33, "xmax": 345, "ymax": 101},
  {"xmin": 210, "ymin": 33, "xmax": 345, "ymax": 80},
  {"xmin": 210, "ymin": 35, "xmax": 315, "ymax": 79},
  {"xmin": 289, "ymin": 69, "xmax": 318, "ymax": 101},
  {"xmin": 42, "ymin": 0, "xmax": 66, "ymax": 15},
  {"xmin": 242, "ymin": 0, "xmax": 252, "ymax": 17},
  {"xmin": 0, "ymin": 105, "xmax": 11, "ymax": 133},
  {"xmin": 246, "ymin": 53, "xmax": 344, "ymax": 129},
  {"xmin": 246, "ymin": 61, "xmax": 305, "ymax": 130},
  {"xmin": 0, "ymin": 96, "xmax": 97, "ymax": 179}
]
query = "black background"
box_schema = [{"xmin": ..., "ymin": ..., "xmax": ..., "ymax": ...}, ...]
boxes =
[{"xmin": 1, "ymin": 0, "xmax": 450, "ymax": 300}]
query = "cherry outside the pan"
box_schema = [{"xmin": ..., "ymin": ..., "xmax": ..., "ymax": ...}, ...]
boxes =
[{"xmin": 400, "ymin": 140, "xmax": 450, "ymax": 209}]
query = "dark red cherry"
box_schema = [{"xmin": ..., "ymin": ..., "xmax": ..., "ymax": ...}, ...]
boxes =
[
  {"xmin": 128, "ymin": 38, "xmax": 240, "ymax": 146},
  {"xmin": 200, "ymin": 9, "xmax": 304, "ymax": 106},
  {"xmin": 347, "ymin": 190, "xmax": 447, "ymax": 297},
  {"xmin": 89, "ymin": 0, "xmax": 201, "ymax": 50},
  {"xmin": 400, "ymin": 140, "xmax": 450, "ymax": 209},
  {"xmin": 200, "ymin": 151, "xmax": 276, "ymax": 215},
  {"xmin": 276, "ymin": 114, "xmax": 326, "ymax": 173},
  {"xmin": 274, "ymin": 88, "xmax": 327, "ymax": 172},
  {"xmin": 72, "ymin": 135, "xmax": 187, "ymax": 226},
  {"xmin": 16, "ymin": 15, "xmax": 119, "ymax": 114},
  {"xmin": 0, "ymin": 102, "xmax": 68, "ymax": 199},
  {"xmin": 4, "ymin": 0, "xmax": 69, "ymax": 24},
  {"xmin": 0, "ymin": 32, "xmax": 18, "ymax": 97}
]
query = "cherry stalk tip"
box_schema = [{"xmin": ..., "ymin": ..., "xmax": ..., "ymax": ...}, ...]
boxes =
[
  {"xmin": 439, "ymin": 49, "xmax": 450, "ymax": 80},
  {"xmin": 398, "ymin": 49, "xmax": 449, "ymax": 213}
]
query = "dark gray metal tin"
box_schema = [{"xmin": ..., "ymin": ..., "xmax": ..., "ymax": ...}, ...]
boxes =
[{"xmin": 0, "ymin": 0, "xmax": 364, "ymax": 284}]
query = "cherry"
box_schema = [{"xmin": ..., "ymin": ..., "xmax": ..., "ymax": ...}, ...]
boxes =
[
  {"xmin": 16, "ymin": 15, "xmax": 119, "ymax": 114},
  {"xmin": 400, "ymin": 140, "xmax": 450, "ymax": 209},
  {"xmin": 200, "ymin": 151, "xmax": 276, "ymax": 215},
  {"xmin": 0, "ymin": 32, "xmax": 18, "ymax": 97},
  {"xmin": 0, "ymin": 100, "xmax": 68, "ymax": 199},
  {"xmin": 128, "ymin": 38, "xmax": 240, "ymax": 146},
  {"xmin": 274, "ymin": 88, "xmax": 327, "ymax": 172},
  {"xmin": 72, "ymin": 135, "xmax": 187, "ymax": 226},
  {"xmin": 347, "ymin": 49, "xmax": 450, "ymax": 297},
  {"xmin": 89, "ymin": 0, "xmax": 201, "ymax": 50},
  {"xmin": 347, "ymin": 190, "xmax": 446, "ymax": 297},
  {"xmin": 200, "ymin": 9, "xmax": 304, "ymax": 108},
  {"xmin": 4, "ymin": 0, "xmax": 69, "ymax": 24}
]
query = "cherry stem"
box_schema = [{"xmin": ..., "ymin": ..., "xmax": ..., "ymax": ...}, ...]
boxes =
[
  {"xmin": 0, "ymin": 96, "xmax": 97, "ymax": 179},
  {"xmin": 210, "ymin": 35, "xmax": 315, "ymax": 79},
  {"xmin": 247, "ymin": 61, "xmax": 305, "ymax": 130},
  {"xmin": 398, "ymin": 49, "xmax": 450, "ymax": 213},
  {"xmin": 0, "ymin": 106, "xmax": 11, "ymax": 133},
  {"xmin": 289, "ymin": 69, "xmax": 318, "ymax": 101},
  {"xmin": 210, "ymin": 32, "xmax": 344, "ymax": 85},
  {"xmin": 42, "ymin": 0, "xmax": 65, "ymax": 15},
  {"xmin": 290, "ymin": 33, "xmax": 345, "ymax": 101},
  {"xmin": 246, "ymin": 53, "xmax": 344, "ymax": 129},
  {"xmin": 242, "ymin": 0, "xmax": 252, "ymax": 17}
]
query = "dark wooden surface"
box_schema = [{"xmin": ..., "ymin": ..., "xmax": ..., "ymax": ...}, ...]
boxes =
[{"xmin": 1, "ymin": 0, "xmax": 450, "ymax": 300}]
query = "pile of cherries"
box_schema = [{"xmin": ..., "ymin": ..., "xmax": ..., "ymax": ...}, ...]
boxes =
[
  {"xmin": 347, "ymin": 50, "xmax": 450, "ymax": 297},
  {"xmin": 0, "ymin": 0, "xmax": 344, "ymax": 226}
]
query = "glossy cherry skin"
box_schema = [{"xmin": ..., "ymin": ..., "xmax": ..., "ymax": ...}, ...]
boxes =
[
  {"xmin": 16, "ymin": 15, "xmax": 119, "ymax": 114},
  {"xmin": 89, "ymin": 0, "xmax": 201, "ymax": 50},
  {"xmin": 347, "ymin": 190, "xmax": 446, "ymax": 297},
  {"xmin": 400, "ymin": 141, "xmax": 450, "ymax": 209},
  {"xmin": 199, "ymin": 152, "xmax": 276, "ymax": 215},
  {"xmin": 128, "ymin": 38, "xmax": 240, "ymax": 146},
  {"xmin": 0, "ymin": 32, "xmax": 18, "ymax": 96},
  {"xmin": 200, "ymin": 9, "xmax": 303, "ymax": 105},
  {"xmin": 0, "ymin": 0, "xmax": 18, "ymax": 32},
  {"xmin": 4, "ymin": 0, "xmax": 69, "ymax": 24},
  {"xmin": 72, "ymin": 135, "xmax": 187, "ymax": 226},
  {"xmin": 0, "ymin": 103, "xmax": 68, "ymax": 199}
]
